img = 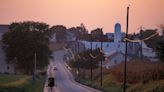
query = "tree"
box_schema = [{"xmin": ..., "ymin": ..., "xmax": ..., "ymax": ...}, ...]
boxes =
[
  {"xmin": 156, "ymin": 24, "xmax": 164, "ymax": 61},
  {"xmin": 91, "ymin": 28, "xmax": 103, "ymax": 41},
  {"xmin": 158, "ymin": 24, "xmax": 164, "ymax": 41},
  {"xmin": 70, "ymin": 48, "xmax": 105, "ymax": 69},
  {"xmin": 67, "ymin": 24, "xmax": 89, "ymax": 40},
  {"xmin": 2, "ymin": 21, "xmax": 52, "ymax": 74},
  {"xmin": 156, "ymin": 41, "xmax": 164, "ymax": 61},
  {"xmin": 50, "ymin": 25, "xmax": 67, "ymax": 42}
]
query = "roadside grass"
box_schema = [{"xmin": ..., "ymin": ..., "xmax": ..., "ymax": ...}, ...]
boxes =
[
  {"xmin": 0, "ymin": 74, "xmax": 45, "ymax": 92},
  {"xmin": 72, "ymin": 59, "xmax": 164, "ymax": 92}
]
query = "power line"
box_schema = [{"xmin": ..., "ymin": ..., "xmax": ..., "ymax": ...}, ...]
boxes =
[{"xmin": 124, "ymin": 32, "xmax": 158, "ymax": 42}]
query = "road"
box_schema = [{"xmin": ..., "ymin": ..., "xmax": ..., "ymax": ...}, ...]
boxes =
[{"xmin": 44, "ymin": 50, "xmax": 101, "ymax": 92}]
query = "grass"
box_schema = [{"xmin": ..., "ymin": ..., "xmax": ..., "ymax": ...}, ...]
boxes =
[
  {"xmin": 110, "ymin": 59, "xmax": 164, "ymax": 84},
  {"xmin": 0, "ymin": 74, "xmax": 45, "ymax": 92},
  {"xmin": 72, "ymin": 59, "xmax": 164, "ymax": 92},
  {"xmin": 0, "ymin": 75, "xmax": 27, "ymax": 84},
  {"xmin": 127, "ymin": 79, "xmax": 164, "ymax": 92}
]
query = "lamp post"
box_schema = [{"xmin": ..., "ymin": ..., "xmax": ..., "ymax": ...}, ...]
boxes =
[{"xmin": 124, "ymin": 6, "xmax": 129, "ymax": 92}]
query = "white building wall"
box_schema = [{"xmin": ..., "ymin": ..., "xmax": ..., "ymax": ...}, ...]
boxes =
[{"xmin": 106, "ymin": 54, "xmax": 125, "ymax": 68}]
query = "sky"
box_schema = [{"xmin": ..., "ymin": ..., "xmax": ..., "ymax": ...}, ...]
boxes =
[{"xmin": 0, "ymin": 0, "xmax": 164, "ymax": 33}]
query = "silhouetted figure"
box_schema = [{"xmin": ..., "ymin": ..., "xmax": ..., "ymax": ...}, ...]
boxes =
[{"xmin": 48, "ymin": 77, "xmax": 55, "ymax": 91}]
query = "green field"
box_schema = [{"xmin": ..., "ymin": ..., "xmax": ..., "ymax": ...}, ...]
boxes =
[{"xmin": 0, "ymin": 74, "xmax": 45, "ymax": 92}]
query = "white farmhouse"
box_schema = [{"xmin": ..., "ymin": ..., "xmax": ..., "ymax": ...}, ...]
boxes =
[{"xmin": 79, "ymin": 23, "xmax": 156, "ymax": 68}]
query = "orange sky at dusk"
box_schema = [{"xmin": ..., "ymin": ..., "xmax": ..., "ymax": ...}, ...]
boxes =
[{"xmin": 0, "ymin": 0, "xmax": 164, "ymax": 33}]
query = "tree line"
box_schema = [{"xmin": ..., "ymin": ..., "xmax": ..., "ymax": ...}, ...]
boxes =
[
  {"xmin": 1, "ymin": 21, "xmax": 107, "ymax": 74},
  {"xmin": 2, "ymin": 21, "xmax": 164, "ymax": 74},
  {"xmin": 2, "ymin": 21, "xmax": 52, "ymax": 74}
]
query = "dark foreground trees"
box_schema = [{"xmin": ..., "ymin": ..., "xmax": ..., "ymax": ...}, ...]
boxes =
[
  {"xmin": 156, "ymin": 41, "xmax": 164, "ymax": 61},
  {"xmin": 2, "ymin": 21, "xmax": 52, "ymax": 74}
]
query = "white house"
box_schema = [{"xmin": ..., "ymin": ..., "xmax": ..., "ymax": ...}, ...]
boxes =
[
  {"xmin": 79, "ymin": 23, "xmax": 156, "ymax": 68},
  {"xmin": 104, "ymin": 52, "xmax": 131, "ymax": 68}
]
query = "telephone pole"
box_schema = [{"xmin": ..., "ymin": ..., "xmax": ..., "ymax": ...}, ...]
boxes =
[
  {"xmin": 32, "ymin": 53, "xmax": 37, "ymax": 84},
  {"xmin": 100, "ymin": 29, "xmax": 103, "ymax": 86},
  {"xmin": 77, "ymin": 38, "xmax": 80, "ymax": 76},
  {"xmin": 90, "ymin": 33, "xmax": 93, "ymax": 85},
  {"xmin": 124, "ymin": 6, "xmax": 129, "ymax": 92},
  {"xmin": 140, "ymin": 26, "xmax": 143, "ymax": 58}
]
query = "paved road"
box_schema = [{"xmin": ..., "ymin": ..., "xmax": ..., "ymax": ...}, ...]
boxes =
[{"xmin": 44, "ymin": 50, "xmax": 101, "ymax": 92}]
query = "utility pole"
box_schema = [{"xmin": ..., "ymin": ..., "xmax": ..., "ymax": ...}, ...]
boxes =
[
  {"xmin": 140, "ymin": 26, "xmax": 143, "ymax": 58},
  {"xmin": 77, "ymin": 38, "xmax": 80, "ymax": 77},
  {"xmin": 14, "ymin": 57, "xmax": 17, "ymax": 74},
  {"xmin": 34, "ymin": 53, "xmax": 37, "ymax": 75},
  {"xmin": 124, "ymin": 6, "xmax": 129, "ymax": 92},
  {"xmin": 32, "ymin": 53, "xmax": 37, "ymax": 84},
  {"xmin": 100, "ymin": 29, "xmax": 103, "ymax": 86},
  {"xmin": 90, "ymin": 33, "xmax": 93, "ymax": 86}
]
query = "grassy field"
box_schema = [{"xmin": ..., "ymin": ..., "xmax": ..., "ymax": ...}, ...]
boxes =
[
  {"xmin": 73, "ymin": 59, "xmax": 164, "ymax": 92},
  {"xmin": 0, "ymin": 74, "xmax": 45, "ymax": 92}
]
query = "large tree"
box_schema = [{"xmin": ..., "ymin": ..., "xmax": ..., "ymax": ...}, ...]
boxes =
[
  {"xmin": 156, "ymin": 41, "xmax": 164, "ymax": 61},
  {"xmin": 91, "ymin": 28, "xmax": 104, "ymax": 41},
  {"xmin": 50, "ymin": 25, "xmax": 67, "ymax": 42},
  {"xmin": 156, "ymin": 24, "xmax": 164, "ymax": 61},
  {"xmin": 2, "ymin": 21, "xmax": 52, "ymax": 74}
]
